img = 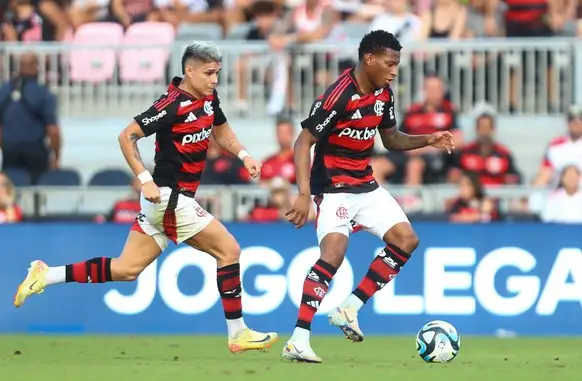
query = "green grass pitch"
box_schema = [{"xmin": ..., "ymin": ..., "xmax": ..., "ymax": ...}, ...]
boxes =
[{"xmin": 0, "ymin": 336, "xmax": 580, "ymax": 381}]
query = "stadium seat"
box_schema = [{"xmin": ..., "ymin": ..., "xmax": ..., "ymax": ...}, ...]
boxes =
[
  {"xmin": 70, "ymin": 22, "xmax": 124, "ymax": 83},
  {"xmin": 2, "ymin": 168, "xmax": 31, "ymax": 187},
  {"xmin": 225, "ymin": 22, "xmax": 252, "ymax": 40},
  {"xmin": 341, "ymin": 22, "xmax": 369, "ymax": 41},
  {"xmin": 119, "ymin": 22, "xmax": 175, "ymax": 83},
  {"xmin": 88, "ymin": 169, "xmax": 132, "ymax": 186},
  {"xmin": 37, "ymin": 169, "xmax": 82, "ymax": 186},
  {"xmin": 177, "ymin": 23, "xmax": 222, "ymax": 42}
]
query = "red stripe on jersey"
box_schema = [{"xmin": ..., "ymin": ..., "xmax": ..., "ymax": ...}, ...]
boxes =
[
  {"xmin": 181, "ymin": 160, "xmax": 206, "ymax": 174},
  {"xmin": 331, "ymin": 174, "xmax": 375, "ymax": 186},
  {"xmin": 174, "ymin": 140, "xmax": 210, "ymax": 154},
  {"xmin": 154, "ymin": 89, "xmax": 180, "ymax": 111},
  {"xmin": 323, "ymin": 76, "xmax": 350, "ymax": 111},
  {"xmin": 324, "ymin": 155, "xmax": 369, "ymax": 172},
  {"xmin": 328, "ymin": 133, "xmax": 375, "ymax": 151},
  {"xmin": 178, "ymin": 179, "xmax": 201, "ymax": 192}
]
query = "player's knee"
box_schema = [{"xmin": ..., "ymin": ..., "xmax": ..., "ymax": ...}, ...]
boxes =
[
  {"xmin": 215, "ymin": 238, "xmax": 241, "ymax": 265},
  {"xmin": 319, "ymin": 233, "xmax": 348, "ymax": 268},
  {"xmin": 385, "ymin": 224, "xmax": 419, "ymax": 254}
]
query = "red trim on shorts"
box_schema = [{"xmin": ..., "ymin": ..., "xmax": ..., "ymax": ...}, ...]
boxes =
[
  {"xmin": 131, "ymin": 220, "xmax": 145, "ymax": 234},
  {"xmin": 163, "ymin": 190, "xmax": 179, "ymax": 243}
]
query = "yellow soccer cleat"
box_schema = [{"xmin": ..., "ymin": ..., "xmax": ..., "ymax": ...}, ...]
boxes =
[
  {"xmin": 228, "ymin": 328, "xmax": 279, "ymax": 354},
  {"xmin": 14, "ymin": 260, "xmax": 48, "ymax": 308}
]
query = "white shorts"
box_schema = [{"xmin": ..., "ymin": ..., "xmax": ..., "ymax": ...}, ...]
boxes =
[
  {"xmin": 314, "ymin": 187, "xmax": 409, "ymax": 244},
  {"xmin": 131, "ymin": 187, "xmax": 214, "ymax": 250}
]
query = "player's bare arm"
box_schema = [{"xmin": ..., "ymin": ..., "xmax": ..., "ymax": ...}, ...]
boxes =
[
  {"xmin": 212, "ymin": 122, "xmax": 262, "ymax": 178},
  {"xmin": 379, "ymin": 127, "xmax": 455, "ymax": 154},
  {"xmin": 118, "ymin": 121, "xmax": 160, "ymax": 203},
  {"xmin": 285, "ymin": 128, "xmax": 317, "ymax": 228}
]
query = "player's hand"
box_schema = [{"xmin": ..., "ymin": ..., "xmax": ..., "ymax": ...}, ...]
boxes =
[
  {"xmin": 243, "ymin": 156, "xmax": 262, "ymax": 178},
  {"xmin": 285, "ymin": 194, "xmax": 311, "ymax": 229},
  {"xmin": 142, "ymin": 181, "xmax": 161, "ymax": 204},
  {"xmin": 428, "ymin": 131, "xmax": 455, "ymax": 154}
]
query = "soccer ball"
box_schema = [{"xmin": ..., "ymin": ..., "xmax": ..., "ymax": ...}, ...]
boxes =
[{"xmin": 416, "ymin": 320, "xmax": 460, "ymax": 363}]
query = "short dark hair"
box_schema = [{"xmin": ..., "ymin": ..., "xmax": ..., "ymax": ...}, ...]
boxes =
[
  {"xmin": 181, "ymin": 42, "xmax": 222, "ymax": 74},
  {"xmin": 250, "ymin": 0, "xmax": 278, "ymax": 16},
  {"xmin": 358, "ymin": 30, "xmax": 402, "ymax": 61}
]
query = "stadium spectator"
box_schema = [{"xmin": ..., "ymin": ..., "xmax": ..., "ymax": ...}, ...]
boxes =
[
  {"xmin": 417, "ymin": 0, "xmax": 467, "ymax": 40},
  {"xmin": 533, "ymin": 104, "xmax": 582, "ymax": 188},
  {"xmin": 0, "ymin": 52, "xmax": 61, "ymax": 184},
  {"xmin": 174, "ymin": 0, "xmax": 223, "ymax": 26},
  {"xmin": 109, "ymin": 0, "xmax": 158, "ymax": 28},
  {"xmin": 260, "ymin": 118, "xmax": 296, "ymax": 184},
  {"xmin": 340, "ymin": 0, "xmax": 386, "ymax": 23},
  {"xmin": 448, "ymin": 113, "xmax": 521, "ymax": 186},
  {"xmin": 234, "ymin": 0, "xmax": 282, "ymax": 113},
  {"xmin": 447, "ymin": 171, "xmax": 500, "ymax": 223},
  {"xmin": 549, "ymin": 0, "xmax": 581, "ymax": 36},
  {"xmin": 35, "ymin": 0, "xmax": 70, "ymax": 41},
  {"xmin": 373, "ymin": 75, "xmax": 463, "ymax": 185},
  {"xmin": 248, "ymin": 176, "xmax": 315, "ymax": 222},
  {"xmin": 367, "ymin": 0, "xmax": 422, "ymax": 43},
  {"xmin": 98, "ymin": 176, "xmax": 142, "ymax": 223},
  {"xmin": 504, "ymin": 0, "xmax": 552, "ymax": 37},
  {"xmin": 68, "ymin": 0, "xmax": 110, "ymax": 30},
  {"xmin": 268, "ymin": 0, "xmax": 346, "ymax": 113},
  {"xmin": 200, "ymin": 136, "xmax": 251, "ymax": 185},
  {"xmin": 464, "ymin": 0, "xmax": 506, "ymax": 38},
  {"xmin": 541, "ymin": 165, "xmax": 582, "ymax": 223},
  {"xmin": 3, "ymin": 0, "xmax": 43, "ymax": 42},
  {"xmin": 0, "ymin": 171, "xmax": 23, "ymax": 224}
]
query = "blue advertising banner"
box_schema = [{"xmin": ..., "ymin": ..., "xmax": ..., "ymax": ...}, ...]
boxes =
[{"xmin": 0, "ymin": 223, "xmax": 580, "ymax": 336}]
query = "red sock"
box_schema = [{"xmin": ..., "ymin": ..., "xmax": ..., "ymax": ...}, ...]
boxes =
[
  {"xmin": 217, "ymin": 264, "xmax": 243, "ymax": 320},
  {"xmin": 353, "ymin": 244, "xmax": 410, "ymax": 303},
  {"xmin": 65, "ymin": 257, "xmax": 112, "ymax": 283},
  {"xmin": 296, "ymin": 259, "xmax": 337, "ymax": 330}
]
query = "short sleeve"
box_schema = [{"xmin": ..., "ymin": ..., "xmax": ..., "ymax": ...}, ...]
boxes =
[
  {"xmin": 378, "ymin": 87, "xmax": 397, "ymax": 130},
  {"xmin": 300, "ymin": 82, "xmax": 351, "ymax": 139},
  {"xmin": 133, "ymin": 94, "xmax": 177, "ymax": 137},
  {"xmin": 213, "ymin": 90, "xmax": 227, "ymax": 126},
  {"xmin": 41, "ymin": 90, "xmax": 58, "ymax": 125}
]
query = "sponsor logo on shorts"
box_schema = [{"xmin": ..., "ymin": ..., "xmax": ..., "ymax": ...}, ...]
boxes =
[
  {"xmin": 142, "ymin": 110, "xmax": 167, "ymax": 126},
  {"xmin": 338, "ymin": 127, "xmax": 377, "ymax": 140}
]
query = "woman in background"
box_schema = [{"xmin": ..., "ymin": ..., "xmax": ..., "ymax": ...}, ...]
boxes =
[
  {"xmin": 0, "ymin": 171, "xmax": 23, "ymax": 224},
  {"xmin": 448, "ymin": 171, "xmax": 500, "ymax": 223},
  {"xmin": 541, "ymin": 165, "xmax": 582, "ymax": 223}
]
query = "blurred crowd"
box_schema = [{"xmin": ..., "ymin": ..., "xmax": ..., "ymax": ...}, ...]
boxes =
[
  {"xmin": 0, "ymin": 0, "xmax": 580, "ymax": 42},
  {"xmin": 0, "ymin": 0, "xmax": 581, "ymax": 225}
]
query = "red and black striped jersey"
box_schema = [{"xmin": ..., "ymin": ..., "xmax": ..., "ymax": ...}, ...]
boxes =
[
  {"xmin": 134, "ymin": 77, "xmax": 227, "ymax": 194},
  {"xmin": 301, "ymin": 68, "xmax": 397, "ymax": 195}
]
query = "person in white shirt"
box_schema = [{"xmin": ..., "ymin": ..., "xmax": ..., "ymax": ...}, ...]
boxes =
[
  {"xmin": 368, "ymin": 0, "xmax": 421, "ymax": 43},
  {"xmin": 541, "ymin": 165, "xmax": 582, "ymax": 224}
]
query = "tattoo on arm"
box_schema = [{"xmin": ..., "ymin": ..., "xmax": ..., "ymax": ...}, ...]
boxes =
[{"xmin": 129, "ymin": 133, "xmax": 144, "ymax": 164}]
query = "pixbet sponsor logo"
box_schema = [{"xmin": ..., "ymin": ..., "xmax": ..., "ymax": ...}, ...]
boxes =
[
  {"xmin": 142, "ymin": 110, "xmax": 167, "ymax": 126},
  {"xmin": 181, "ymin": 128, "xmax": 212, "ymax": 145},
  {"xmin": 338, "ymin": 127, "xmax": 377, "ymax": 140},
  {"xmin": 104, "ymin": 246, "xmax": 582, "ymax": 317}
]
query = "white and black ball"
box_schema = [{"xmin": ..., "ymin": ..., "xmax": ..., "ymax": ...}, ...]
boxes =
[{"xmin": 416, "ymin": 320, "xmax": 460, "ymax": 363}]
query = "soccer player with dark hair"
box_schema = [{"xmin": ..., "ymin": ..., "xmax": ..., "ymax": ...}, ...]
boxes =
[
  {"xmin": 282, "ymin": 31, "xmax": 455, "ymax": 363},
  {"xmin": 14, "ymin": 42, "xmax": 278, "ymax": 354}
]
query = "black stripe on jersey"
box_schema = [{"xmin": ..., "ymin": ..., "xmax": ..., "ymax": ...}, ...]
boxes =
[
  {"xmin": 326, "ymin": 144, "xmax": 375, "ymax": 160},
  {"xmin": 327, "ymin": 167, "xmax": 374, "ymax": 179}
]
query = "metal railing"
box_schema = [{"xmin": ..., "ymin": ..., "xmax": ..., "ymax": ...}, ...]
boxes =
[
  {"xmin": 0, "ymin": 38, "xmax": 578, "ymax": 119},
  {"xmin": 15, "ymin": 184, "xmax": 548, "ymax": 221}
]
